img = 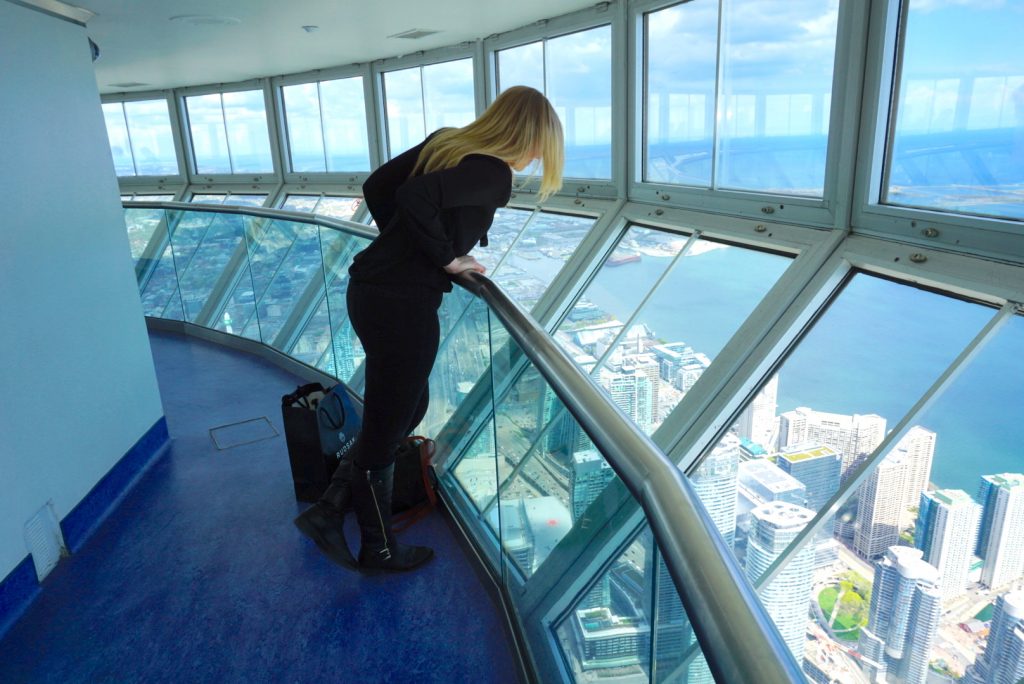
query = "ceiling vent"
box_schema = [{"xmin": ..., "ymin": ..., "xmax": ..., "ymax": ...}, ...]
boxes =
[
  {"xmin": 109, "ymin": 82, "xmax": 149, "ymax": 88},
  {"xmin": 388, "ymin": 29, "xmax": 439, "ymax": 40}
]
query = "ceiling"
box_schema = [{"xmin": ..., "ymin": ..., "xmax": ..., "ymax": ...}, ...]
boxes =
[{"xmin": 79, "ymin": 0, "xmax": 599, "ymax": 94}]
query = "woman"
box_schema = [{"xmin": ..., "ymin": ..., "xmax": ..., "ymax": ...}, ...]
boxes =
[{"xmin": 295, "ymin": 85, "xmax": 564, "ymax": 573}]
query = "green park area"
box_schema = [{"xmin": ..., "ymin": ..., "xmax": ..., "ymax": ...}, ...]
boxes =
[{"xmin": 818, "ymin": 572, "xmax": 872, "ymax": 642}]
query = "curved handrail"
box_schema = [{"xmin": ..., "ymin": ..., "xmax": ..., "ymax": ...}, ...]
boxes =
[
  {"xmin": 124, "ymin": 200, "xmax": 378, "ymax": 241},
  {"xmin": 456, "ymin": 270, "xmax": 806, "ymax": 684}
]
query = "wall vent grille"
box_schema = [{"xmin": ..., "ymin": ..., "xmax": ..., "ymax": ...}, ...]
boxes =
[{"xmin": 24, "ymin": 502, "xmax": 66, "ymax": 582}]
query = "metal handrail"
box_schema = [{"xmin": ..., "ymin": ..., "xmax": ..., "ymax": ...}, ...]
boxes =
[
  {"xmin": 123, "ymin": 200, "xmax": 804, "ymax": 681},
  {"xmin": 456, "ymin": 270, "xmax": 805, "ymax": 684}
]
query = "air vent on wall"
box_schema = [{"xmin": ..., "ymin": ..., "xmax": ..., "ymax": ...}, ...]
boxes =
[
  {"xmin": 24, "ymin": 502, "xmax": 66, "ymax": 582},
  {"xmin": 388, "ymin": 28, "xmax": 439, "ymax": 40}
]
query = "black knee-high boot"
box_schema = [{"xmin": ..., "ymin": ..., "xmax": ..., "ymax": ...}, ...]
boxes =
[
  {"xmin": 293, "ymin": 458, "xmax": 357, "ymax": 569},
  {"xmin": 351, "ymin": 463, "xmax": 433, "ymax": 572}
]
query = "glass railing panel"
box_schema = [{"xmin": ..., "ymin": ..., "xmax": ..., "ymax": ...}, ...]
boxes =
[
  {"xmin": 492, "ymin": 212, "xmax": 597, "ymax": 313},
  {"xmin": 139, "ymin": 242, "xmax": 183, "ymax": 319},
  {"xmin": 303, "ymin": 226, "xmax": 371, "ymax": 384},
  {"xmin": 474, "ymin": 208, "xmax": 534, "ymax": 273},
  {"xmin": 231, "ymin": 218, "xmax": 325, "ymax": 343},
  {"xmin": 686, "ymin": 273, "xmax": 993, "ymax": 672},
  {"xmin": 484, "ymin": 314, "xmax": 623, "ymax": 581},
  {"xmin": 124, "ymin": 207, "xmax": 167, "ymax": 265},
  {"xmin": 419, "ymin": 290, "xmax": 494, "ymax": 440},
  {"xmin": 280, "ymin": 195, "xmax": 363, "ymax": 221},
  {"xmin": 172, "ymin": 212, "xmax": 249, "ymax": 323},
  {"xmin": 555, "ymin": 528, "xmax": 655, "ymax": 682}
]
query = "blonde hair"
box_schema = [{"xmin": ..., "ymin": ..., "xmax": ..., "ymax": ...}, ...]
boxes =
[{"xmin": 412, "ymin": 85, "xmax": 564, "ymax": 201}]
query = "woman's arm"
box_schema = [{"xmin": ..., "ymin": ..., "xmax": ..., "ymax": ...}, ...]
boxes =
[{"xmin": 394, "ymin": 155, "xmax": 512, "ymax": 268}]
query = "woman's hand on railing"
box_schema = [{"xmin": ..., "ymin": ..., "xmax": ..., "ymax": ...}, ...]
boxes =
[{"xmin": 444, "ymin": 255, "xmax": 486, "ymax": 275}]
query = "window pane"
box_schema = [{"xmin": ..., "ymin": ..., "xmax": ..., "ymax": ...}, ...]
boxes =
[
  {"xmin": 280, "ymin": 195, "xmax": 319, "ymax": 213},
  {"xmin": 489, "ymin": 211, "xmax": 596, "ymax": 312},
  {"xmin": 282, "ymin": 83, "xmax": 326, "ymax": 172},
  {"xmin": 422, "ymin": 59, "xmax": 476, "ymax": 133},
  {"xmin": 688, "ymin": 274, "xmax": 992, "ymax": 671},
  {"xmin": 102, "ymin": 103, "xmax": 135, "ymax": 176},
  {"xmin": 123, "ymin": 99, "xmax": 178, "ymax": 175},
  {"xmin": 717, "ymin": 0, "xmax": 839, "ymax": 196},
  {"xmin": 547, "ymin": 26, "xmax": 612, "ymax": 179},
  {"xmin": 186, "ymin": 94, "xmax": 231, "ymax": 174},
  {"xmin": 314, "ymin": 196, "xmax": 362, "ymax": 220},
  {"xmin": 645, "ymin": 2, "xmax": 718, "ymax": 186},
  {"xmin": 320, "ymin": 77, "xmax": 370, "ymax": 171},
  {"xmin": 886, "ymin": 0, "xmax": 1024, "ymax": 220},
  {"xmin": 384, "ymin": 67, "xmax": 426, "ymax": 156},
  {"xmin": 497, "ymin": 41, "xmax": 544, "ymax": 93},
  {"xmin": 555, "ymin": 227, "xmax": 790, "ymax": 436},
  {"xmin": 221, "ymin": 90, "xmax": 273, "ymax": 173}
]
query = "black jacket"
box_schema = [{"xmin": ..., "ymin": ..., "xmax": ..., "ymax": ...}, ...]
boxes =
[{"xmin": 349, "ymin": 134, "xmax": 513, "ymax": 294}]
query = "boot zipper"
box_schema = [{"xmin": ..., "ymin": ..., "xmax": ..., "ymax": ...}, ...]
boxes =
[{"xmin": 366, "ymin": 471, "xmax": 391, "ymax": 561}]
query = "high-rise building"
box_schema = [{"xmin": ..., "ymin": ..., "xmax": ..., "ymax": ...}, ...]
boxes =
[
  {"xmin": 777, "ymin": 443, "xmax": 842, "ymax": 567},
  {"xmin": 895, "ymin": 427, "xmax": 937, "ymax": 527},
  {"xmin": 735, "ymin": 374, "xmax": 779, "ymax": 451},
  {"xmin": 737, "ymin": 458, "xmax": 806, "ymax": 507},
  {"xmin": 777, "ymin": 408, "xmax": 886, "ymax": 478},
  {"xmin": 570, "ymin": 449, "xmax": 616, "ymax": 521},
  {"xmin": 650, "ymin": 342, "xmax": 711, "ymax": 394},
  {"xmin": 978, "ymin": 475, "xmax": 1024, "ymax": 589},
  {"xmin": 599, "ymin": 364, "xmax": 655, "ymax": 433},
  {"xmin": 859, "ymin": 547, "xmax": 942, "ymax": 684},
  {"xmin": 916, "ymin": 489, "xmax": 981, "ymax": 600},
  {"xmin": 691, "ymin": 433, "xmax": 741, "ymax": 548},
  {"xmin": 746, "ymin": 501, "xmax": 817, "ymax": 663},
  {"xmin": 963, "ymin": 591, "xmax": 1024, "ymax": 684},
  {"xmin": 854, "ymin": 451, "xmax": 909, "ymax": 560},
  {"xmin": 976, "ymin": 473, "xmax": 1024, "ymax": 560},
  {"xmin": 571, "ymin": 449, "xmax": 617, "ymax": 609}
]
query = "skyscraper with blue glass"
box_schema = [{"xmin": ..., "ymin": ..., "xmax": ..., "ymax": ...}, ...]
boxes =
[
  {"xmin": 777, "ymin": 443, "xmax": 841, "ymax": 566},
  {"xmin": 963, "ymin": 591, "xmax": 1024, "ymax": 684},
  {"xmin": 859, "ymin": 546, "xmax": 942, "ymax": 684},
  {"xmin": 916, "ymin": 488, "xmax": 981, "ymax": 600}
]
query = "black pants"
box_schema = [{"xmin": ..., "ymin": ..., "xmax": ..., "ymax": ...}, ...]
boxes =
[{"xmin": 341, "ymin": 281, "xmax": 442, "ymax": 471}]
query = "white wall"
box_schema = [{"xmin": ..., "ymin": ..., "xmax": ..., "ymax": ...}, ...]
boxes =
[{"xmin": 0, "ymin": 2, "xmax": 165, "ymax": 581}]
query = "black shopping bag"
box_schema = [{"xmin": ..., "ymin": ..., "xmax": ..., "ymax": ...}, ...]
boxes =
[{"xmin": 281, "ymin": 383, "xmax": 362, "ymax": 502}]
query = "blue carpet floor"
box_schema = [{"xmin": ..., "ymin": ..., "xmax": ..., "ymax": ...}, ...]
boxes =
[{"xmin": 0, "ymin": 330, "xmax": 519, "ymax": 684}]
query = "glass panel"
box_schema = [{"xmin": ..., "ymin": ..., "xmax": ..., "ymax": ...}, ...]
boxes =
[
  {"xmin": 491, "ymin": 212, "xmax": 595, "ymax": 312},
  {"xmin": 102, "ymin": 103, "xmax": 135, "ymax": 176},
  {"xmin": 172, "ymin": 212, "xmax": 248, "ymax": 322},
  {"xmin": 555, "ymin": 530, "xmax": 655, "ymax": 682},
  {"xmin": 547, "ymin": 26, "xmax": 613, "ymax": 179},
  {"xmin": 384, "ymin": 67, "xmax": 426, "ymax": 156},
  {"xmin": 555, "ymin": 226, "xmax": 790, "ymax": 435},
  {"xmin": 280, "ymin": 195, "xmax": 319, "ymax": 213},
  {"xmin": 315, "ymin": 196, "xmax": 363, "ymax": 220},
  {"xmin": 314, "ymin": 226, "xmax": 372, "ymax": 383},
  {"xmin": 420, "ymin": 288, "xmax": 495, "ymax": 440},
  {"xmin": 886, "ymin": 0, "xmax": 1024, "ymax": 220},
  {"xmin": 186, "ymin": 94, "xmax": 231, "ymax": 174},
  {"xmin": 123, "ymin": 99, "xmax": 178, "ymax": 175},
  {"xmin": 139, "ymin": 241, "xmax": 183, "ymax": 318},
  {"xmin": 222, "ymin": 90, "xmax": 273, "ymax": 173},
  {"xmin": 497, "ymin": 41, "xmax": 545, "ymax": 93},
  {"xmin": 816, "ymin": 313, "xmax": 1024, "ymax": 683},
  {"xmin": 645, "ymin": 2, "xmax": 718, "ymax": 186},
  {"xmin": 123, "ymin": 208, "xmax": 166, "ymax": 264},
  {"xmin": 222, "ymin": 194, "xmax": 266, "ymax": 207},
  {"xmin": 717, "ymin": 0, "xmax": 839, "ymax": 196},
  {"xmin": 132, "ymin": 194, "xmax": 175, "ymax": 201},
  {"xmin": 282, "ymin": 83, "xmax": 326, "ymax": 172},
  {"xmin": 422, "ymin": 59, "xmax": 476, "ymax": 132},
  {"xmin": 473, "ymin": 208, "xmax": 533, "ymax": 273},
  {"xmin": 190, "ymin": 194, "xmax": 226, "ymax": 204},
  {"xmin": 688, "ymin": 274, "xmax": 992, "ymax": 674},
  {"xmin": 321, "ymin": 76, "xmax": 370, "ymax": 171},
  {"xmin": 226, "ymin": 218, "xmax": 324, "ymax": 344}
]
